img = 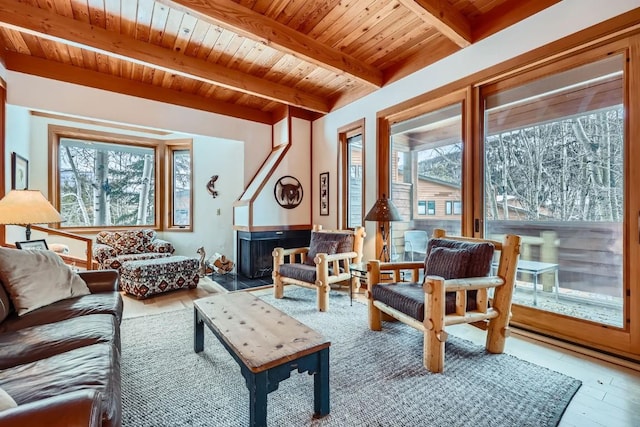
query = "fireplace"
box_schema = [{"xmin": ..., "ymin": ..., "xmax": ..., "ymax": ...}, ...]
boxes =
[{"xmin": 237, "ymin": 229, "xmax": 311, "ymax": 279}]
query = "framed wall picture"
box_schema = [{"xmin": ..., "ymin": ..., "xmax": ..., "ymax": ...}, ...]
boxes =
[
  {"xmin": 11, "ymin": 152, "xmax": 29, "ymax": 190},
  {"xmin": 16, "ymin": 239, "xmax": 49, "ymax": 250},
  {"xmin": 320, "ymin": 172, "xmax": 329, "ymax": 216}
]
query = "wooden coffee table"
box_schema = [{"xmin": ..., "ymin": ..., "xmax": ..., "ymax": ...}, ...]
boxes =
[{"xmin": 193, "ymin": 292, "xmax": 331, "ymax": 427}]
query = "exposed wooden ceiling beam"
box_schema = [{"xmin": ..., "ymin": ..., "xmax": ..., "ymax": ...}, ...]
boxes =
[
  {"xmin": 0, "ymin": 0, "xmax": 330, "ymax": 113},
  {"xmin": 4, "ymin": 52, "xmax": 274, "ymax": 124},
  {"xmin": 161, "ymin": 0, "xmax": 383, "ymax": 88},
  {"xmin": 472, "ymin": 0, "xmax": 563, "ymax": 42},
  {"xmin": 398, "ymin": 0, "xmax": 472, "ymax": 48}
]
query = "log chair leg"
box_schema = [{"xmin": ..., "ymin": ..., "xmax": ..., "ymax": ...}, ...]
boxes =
[
  {"xmin": 424, "ymin": 276, "xmax": 445, "ymax": 373},
  {"xmin": 273, "ymin": 275, "xmax": 284, "ymax": 299},
  {"xmin": 486, "ymin": 317, "xmax": 509, "ymax": 354},
  {"xmin": 317, "ymin": 284, "xmax": 329, "ymax": 312},
  {"xmin": 368, "ymin": 299, "xmax": 382, "ymax": 331}
]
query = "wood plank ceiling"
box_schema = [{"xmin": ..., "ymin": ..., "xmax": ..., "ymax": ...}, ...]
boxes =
[{"xmin": 0, "ymin": 0, "xmax": 561, "ymax": 124}]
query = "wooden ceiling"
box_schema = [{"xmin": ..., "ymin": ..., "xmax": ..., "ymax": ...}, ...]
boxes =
[{"xmin": 0, "ymin": 0, "xmax": 561, "ymax": 124}]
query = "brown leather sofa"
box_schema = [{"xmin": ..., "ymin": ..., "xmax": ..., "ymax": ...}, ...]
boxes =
[{"xmin": 0, "ymin": 270, "xmax": 123, "ymax": 427}]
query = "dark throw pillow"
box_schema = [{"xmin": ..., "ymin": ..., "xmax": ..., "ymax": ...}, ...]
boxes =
[
  {"xmin": 426, "ymin": 238, "xmax": 495, "ymax": 277},
  {"xmin": 304, "ymin": 233, "xmax": 339, "ymax": 266},
  {"xmin": 425, "ymin": 247, "xmax": 471, "ymax": 279}
]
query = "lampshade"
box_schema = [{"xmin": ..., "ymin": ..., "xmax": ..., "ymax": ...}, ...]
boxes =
[
  {"xmin": 364, "ymin": 194, "xmax": 403, "ymax": 222},
  {"xmin": 0, "ymin": 190, "xmax": 62, "ymax": 226}
]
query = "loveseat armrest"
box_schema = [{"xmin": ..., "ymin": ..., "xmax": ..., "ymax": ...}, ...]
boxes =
[
  {"xmin": 149, "ymin": 238, "xmax": 175, "ymax": 254},
  {"xmin": 92, "ymin": 243, "xmax": 117, "ymax": 267},
  {"xmin": 79, "ymin": 269, "xmax": 119, "ymax": 293},
  {"xmin": 0, "ymin": 389, "xmax": 102, "ymax": 427}
]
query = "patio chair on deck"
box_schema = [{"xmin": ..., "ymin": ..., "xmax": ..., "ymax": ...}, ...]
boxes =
[{"xmin": 404, "ymin": 230, "xmax": 428, "ymax": 261}]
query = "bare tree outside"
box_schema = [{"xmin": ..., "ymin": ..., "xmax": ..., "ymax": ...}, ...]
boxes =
[
  {"xmin": 59, "ymin": 138, "xmax": 156, "ymax": 227},
  {"xmin": 485, "ymin": 108, "xmax": 623, "ymax": 222}
]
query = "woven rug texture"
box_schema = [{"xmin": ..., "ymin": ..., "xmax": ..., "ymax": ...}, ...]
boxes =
[{"xmin": 121, "ymin": 288, "xmax": 581, "ymax": 426}]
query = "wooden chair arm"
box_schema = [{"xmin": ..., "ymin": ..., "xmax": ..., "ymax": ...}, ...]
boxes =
[
  {"xmin": 423, "ymin": 275, "xmax": 505, "ymax": 293},
  {"xmin": 322, "ymin": 251, "xmax": 357, "ymax": 263},
  {"xmin": 368, "ymin": 260, "xmax": 424, "ymax": 286},
  {"xmin": 377, "ymin": 261, "xmax": 424, "ymax": 271},
  {"xmin": 273, "ymin": 247, "xmax": 309, "ymax": 257}
]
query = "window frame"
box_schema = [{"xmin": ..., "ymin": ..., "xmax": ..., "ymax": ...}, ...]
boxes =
[
  {"xmin": 48, "ymin": 125, "xmax": 193, "ymax": 232},
  {"xmin": 374, "ymin": 15, "xmax": 640, "ymax": 367},
  {"xmin": 166, "ymin": 141, "xmax": 194, "ymax": 231},
  {"xmin": 417, "ymin": 200, "xmax": 427, "ymax": 215},
  {"xmin": 338, "ymin": 119, "xmax": 365, "ymax": 230},
  {"xmin": 427, "ymin": 200, "xmax": 436, "ymax": 215}
]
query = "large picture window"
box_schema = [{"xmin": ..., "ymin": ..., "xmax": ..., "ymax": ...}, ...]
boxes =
[
  {"xmin": 482, "ymin": 54, "xmax": 625, "ymax": 326},
  {"xmin": 50, "ymin": 126, "xmax": 192, "ymax": 230},
  {"xmin": 59, "ymin": 138, "xmax": 156, "ymax": 227}
]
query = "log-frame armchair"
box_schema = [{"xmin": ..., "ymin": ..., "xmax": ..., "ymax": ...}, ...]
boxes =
[
  {"xmin": 273, "ymin": 225, "xmax": 366, "ymax": 311},
  {"xmin": 367, "ymin": 229, "xmax": 521, "ymax": 373}
]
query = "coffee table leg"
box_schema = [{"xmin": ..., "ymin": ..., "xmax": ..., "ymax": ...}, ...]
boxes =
[
  {"xmin": 313, "ymin": 348, "xmax": 330, "ymax": 417},
  {"xmin": 194, "ymin": 308, "xmax": 204, "ymax": 353},
  {"xmin": 248, "ymin": 371, "xmax": 268, "ymax": 427}
]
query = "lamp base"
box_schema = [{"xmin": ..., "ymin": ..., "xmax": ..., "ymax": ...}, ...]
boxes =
[{"xmin": 379, "ymin": 223, "xmax": 392, "ymax": 263}]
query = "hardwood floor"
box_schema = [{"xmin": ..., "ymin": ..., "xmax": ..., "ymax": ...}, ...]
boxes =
[{"xmin": 121, "ymin": 280, "xmax": 640, "ymax": 426}]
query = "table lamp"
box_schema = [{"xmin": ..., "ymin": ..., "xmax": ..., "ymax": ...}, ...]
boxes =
[
  {"xmin": 0, "ymin": 190, "xmax": 63, "ymax": 241},
  {"xmin": 364, "ymin": 194, "xmax": 403, "ymax": 262}
]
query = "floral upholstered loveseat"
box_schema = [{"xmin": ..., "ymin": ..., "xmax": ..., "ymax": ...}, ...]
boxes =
[{"xmin": 92, "ymin": 229, "xmax": 175, "ymax": 271}]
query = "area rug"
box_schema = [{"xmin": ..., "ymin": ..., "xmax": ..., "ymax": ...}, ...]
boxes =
[{"xmin": 120, "ymin": 288, "xmax": 581, "ymax": 426}]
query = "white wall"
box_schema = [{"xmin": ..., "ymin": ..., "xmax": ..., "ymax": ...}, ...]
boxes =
[
  {"xmin": 4, "ymin": 72, "xmax": 273, "ymax": 262},
  {"xmin": 311, "ymin": 0, "xmax": 640, "ymax": 260},
  {"xmin": 6, "ymin": 72, "xmax": 272, "ymax": 188},
  {"xmin": 254, "ymin": 117, "xmax": 311, "ymax": 226}
]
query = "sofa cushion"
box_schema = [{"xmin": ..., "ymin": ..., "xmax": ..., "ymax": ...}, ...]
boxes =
[
  {"xmin": 0, "ymin": 247, "xmax": 90, "ymax": 316},
  {"xmin": 0, "ymin": 283, "xmax": 10, "ymax": 323},
  {"xmin": 0, "ymin": 314, "xmax": 118, "ymax": 370},
  {"xmin": 0, "ymin": 342, "xmax": 121, "ymax": 427},
  {"xmin": 425, "ymin": 247, "xmax": 471, "ymax": 279},
  {"xmin": 0, "ymin": 292, "xmax": 123, "ymax": 334},
  {"xmin": 0, "ymin": 386, "xmax": 16, "ymax": 412}
]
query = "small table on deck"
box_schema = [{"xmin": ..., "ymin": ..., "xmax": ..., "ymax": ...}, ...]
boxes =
[
  {"xmin": 193, "ymin": 293, "xmax": 331, "ymax": 427},
  {"xmin": 494, "ymin": 259, "xmax": 559, "ymax": 306}
]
